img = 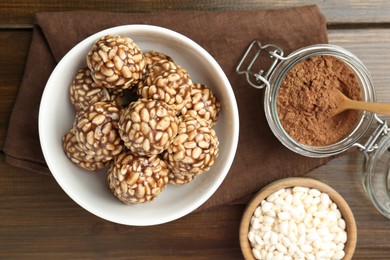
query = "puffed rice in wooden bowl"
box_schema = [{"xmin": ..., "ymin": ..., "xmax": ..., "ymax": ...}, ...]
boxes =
[
  {"xmin": 240, "ymin": 177, "xmax": 356, "ymax": 260},
  {"xmin": 39, "ymin": 25, "xmax": 239, "ymax": 226}
]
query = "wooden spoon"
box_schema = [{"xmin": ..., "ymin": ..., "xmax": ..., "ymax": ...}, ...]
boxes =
[{"xmin": 333, "ymin": 89, "xmax": 390, "ymax": 116}]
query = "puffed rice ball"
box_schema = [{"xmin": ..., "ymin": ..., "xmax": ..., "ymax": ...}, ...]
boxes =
[
  {"xmin": 137, "ymin": 59, "xmax": 192, "ymax": 113},
  {"xmin": 73, "ymin": 101, "xmax": 124, "ymax": 161},
  {"xmin": 118, "ymin": 99, "xmax": 179, "ymax": 156},
  {"xmin": 144, "ymin": 51, "xmax": 174, "ymax": 72},
  {"xmin": 69, "ymin": 68, "xmax": 111, "ymax": 111},
  {"xmin": 63, "ymin": 128, "xmax": 109, "ymax": 171},
  {"xmin": 86, "ymin": 34, "xmax": 146, "ymax": 90},
  {"xmin": 163, "ymin": 115, "xmax": 219, "ymax": 185},
  {"xmin": 107, "ymin": 150, "xmax": 169, "ymax": 204},
  {"xmin": 181, "ymin": 83, "xmax": 221, "ymax": 126}
]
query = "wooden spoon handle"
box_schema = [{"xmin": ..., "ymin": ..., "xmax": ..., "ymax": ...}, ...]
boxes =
[{"xmin": 345, "ymin": 99, "xmax": 390, "ymax": 116}]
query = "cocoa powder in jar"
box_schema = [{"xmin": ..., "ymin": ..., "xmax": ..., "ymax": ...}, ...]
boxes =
[{"xmin": 277, "ymin": 55, "xmax": 362, "ymax": 146}]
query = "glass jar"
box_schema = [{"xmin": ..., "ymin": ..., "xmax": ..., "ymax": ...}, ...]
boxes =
[
  {"xmin": 237, "ymin": 40, "xmax": 390, "ymax": 218},
  {"xmin": 362, "ymin": 121, "xmax": 390, "ymax": 218},
  {"xmin": 237, "ymin": 41, "xmax": 376, "ymax": 158}
]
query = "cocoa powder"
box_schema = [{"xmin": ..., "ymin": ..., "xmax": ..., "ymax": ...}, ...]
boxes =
[{"xmin": 277, "ymin": 55, "xmax": 362, "ymax": 146}]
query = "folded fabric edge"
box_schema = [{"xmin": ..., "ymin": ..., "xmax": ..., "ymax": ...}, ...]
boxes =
[
  {"xmin": 5, "ymin": 154, "xmax": 51, "ymax": 175},
  {"xmin": 3, "ymin": 24, "xmax": 57, "ymax": 172}
]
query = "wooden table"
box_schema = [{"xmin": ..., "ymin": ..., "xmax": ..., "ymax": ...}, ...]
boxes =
[{"xmin": 1, "ymin": 1, "xmax": 390, "ymax": 259}]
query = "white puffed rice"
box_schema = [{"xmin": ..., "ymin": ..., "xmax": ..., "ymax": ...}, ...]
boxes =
[{"xmin": 248, "ymin": 187, "xmax": 347, "ymax": 260}]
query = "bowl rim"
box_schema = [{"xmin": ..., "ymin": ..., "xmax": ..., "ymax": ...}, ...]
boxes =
[
  {"xmin": 239, "ymin": 177, "xmax": 357, "ymax": 259},
  {"xmin": 38, "ymin": 24, "xmax": 240, "ymax": 225}
]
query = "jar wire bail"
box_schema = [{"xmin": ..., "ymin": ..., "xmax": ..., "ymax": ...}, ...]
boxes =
[
  {"xmin": 236, "ymin": 40, "xmax": 287, "ymax": 89},
  {"xmin": 353, "ymin": 114, "xmax": 388, "ymax": 153}
]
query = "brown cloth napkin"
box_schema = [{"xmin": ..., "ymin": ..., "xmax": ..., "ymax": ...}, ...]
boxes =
[{"xmin": 4, "ymin": 5, "xmax": 330, "ymax": 211}]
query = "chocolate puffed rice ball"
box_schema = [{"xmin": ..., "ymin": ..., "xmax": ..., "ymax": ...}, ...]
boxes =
[
  {"xmin": 107, "ymin": 150, "xmax": 169, "ymax": 204},
  {"xmin": 69, "ymin": 68, "xmax": 112, "ymax": 111},
  {"xmin": 137, "ymin": 59, "xmax": 192, "ymax": 113},
  {"xmin": 163, "ymin": 115, "xmax": 219, "ymax": 185},
  {"xmin": 63, "ymin": 128, "xmax": 109, "ymax": 171},
  {"xmin": 86, "ymin": 34, "xmax": 146, "ymax": 90},
  {"xmin": 74, "ymin": 101, "xmax": 124, "ymax": 161},
  {"xmin": 181, "ymin": 83, "xmax": 221, "ymax": 126},
  {"xmin": 144, "ymin": 51, "xmax": 174, "ymax": 72},
  {"xmin": 118, "ymin": 99, "xmax": 179, "ymax": 156}
]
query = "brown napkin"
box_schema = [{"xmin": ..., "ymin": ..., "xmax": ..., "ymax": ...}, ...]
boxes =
[{"xmin": 4, "ymin": 5, "xmax": 330, "ymax": 211}]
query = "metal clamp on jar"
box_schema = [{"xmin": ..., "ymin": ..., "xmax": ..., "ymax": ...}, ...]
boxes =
[{"xmin": 236, "ymin": 40, "xmax": 390, "ymax": 219}]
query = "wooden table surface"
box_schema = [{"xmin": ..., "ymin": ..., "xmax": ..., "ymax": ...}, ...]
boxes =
[{"xmin": 2, "ymin": 1, "xmax": 390, "ymax": 259}]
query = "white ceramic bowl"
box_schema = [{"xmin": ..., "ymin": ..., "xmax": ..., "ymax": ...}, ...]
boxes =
[{"xmin": 39, "ymin": 25, "xmax": 239, "ymax": 226}]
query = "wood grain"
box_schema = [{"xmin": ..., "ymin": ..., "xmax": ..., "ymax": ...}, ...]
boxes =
[
  {"xmin": 0, "ymin": 154, "xmax": 243, "ymax": 259},
  {"xmin": 1, "ymin": 153, "xmax": 389, "ymax": 258},
  {"xmin": 1, "ymin": 0, "xmax": 390, "ymax": 28},
  {"xmin": 2, "ymin": 3, "xmax": 390, "ymax": 258}
]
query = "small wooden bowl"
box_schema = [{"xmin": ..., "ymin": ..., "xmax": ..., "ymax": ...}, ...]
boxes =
[{"xmin": 239, "ymin": 177, "xmax": 357, "ymax": 259}]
